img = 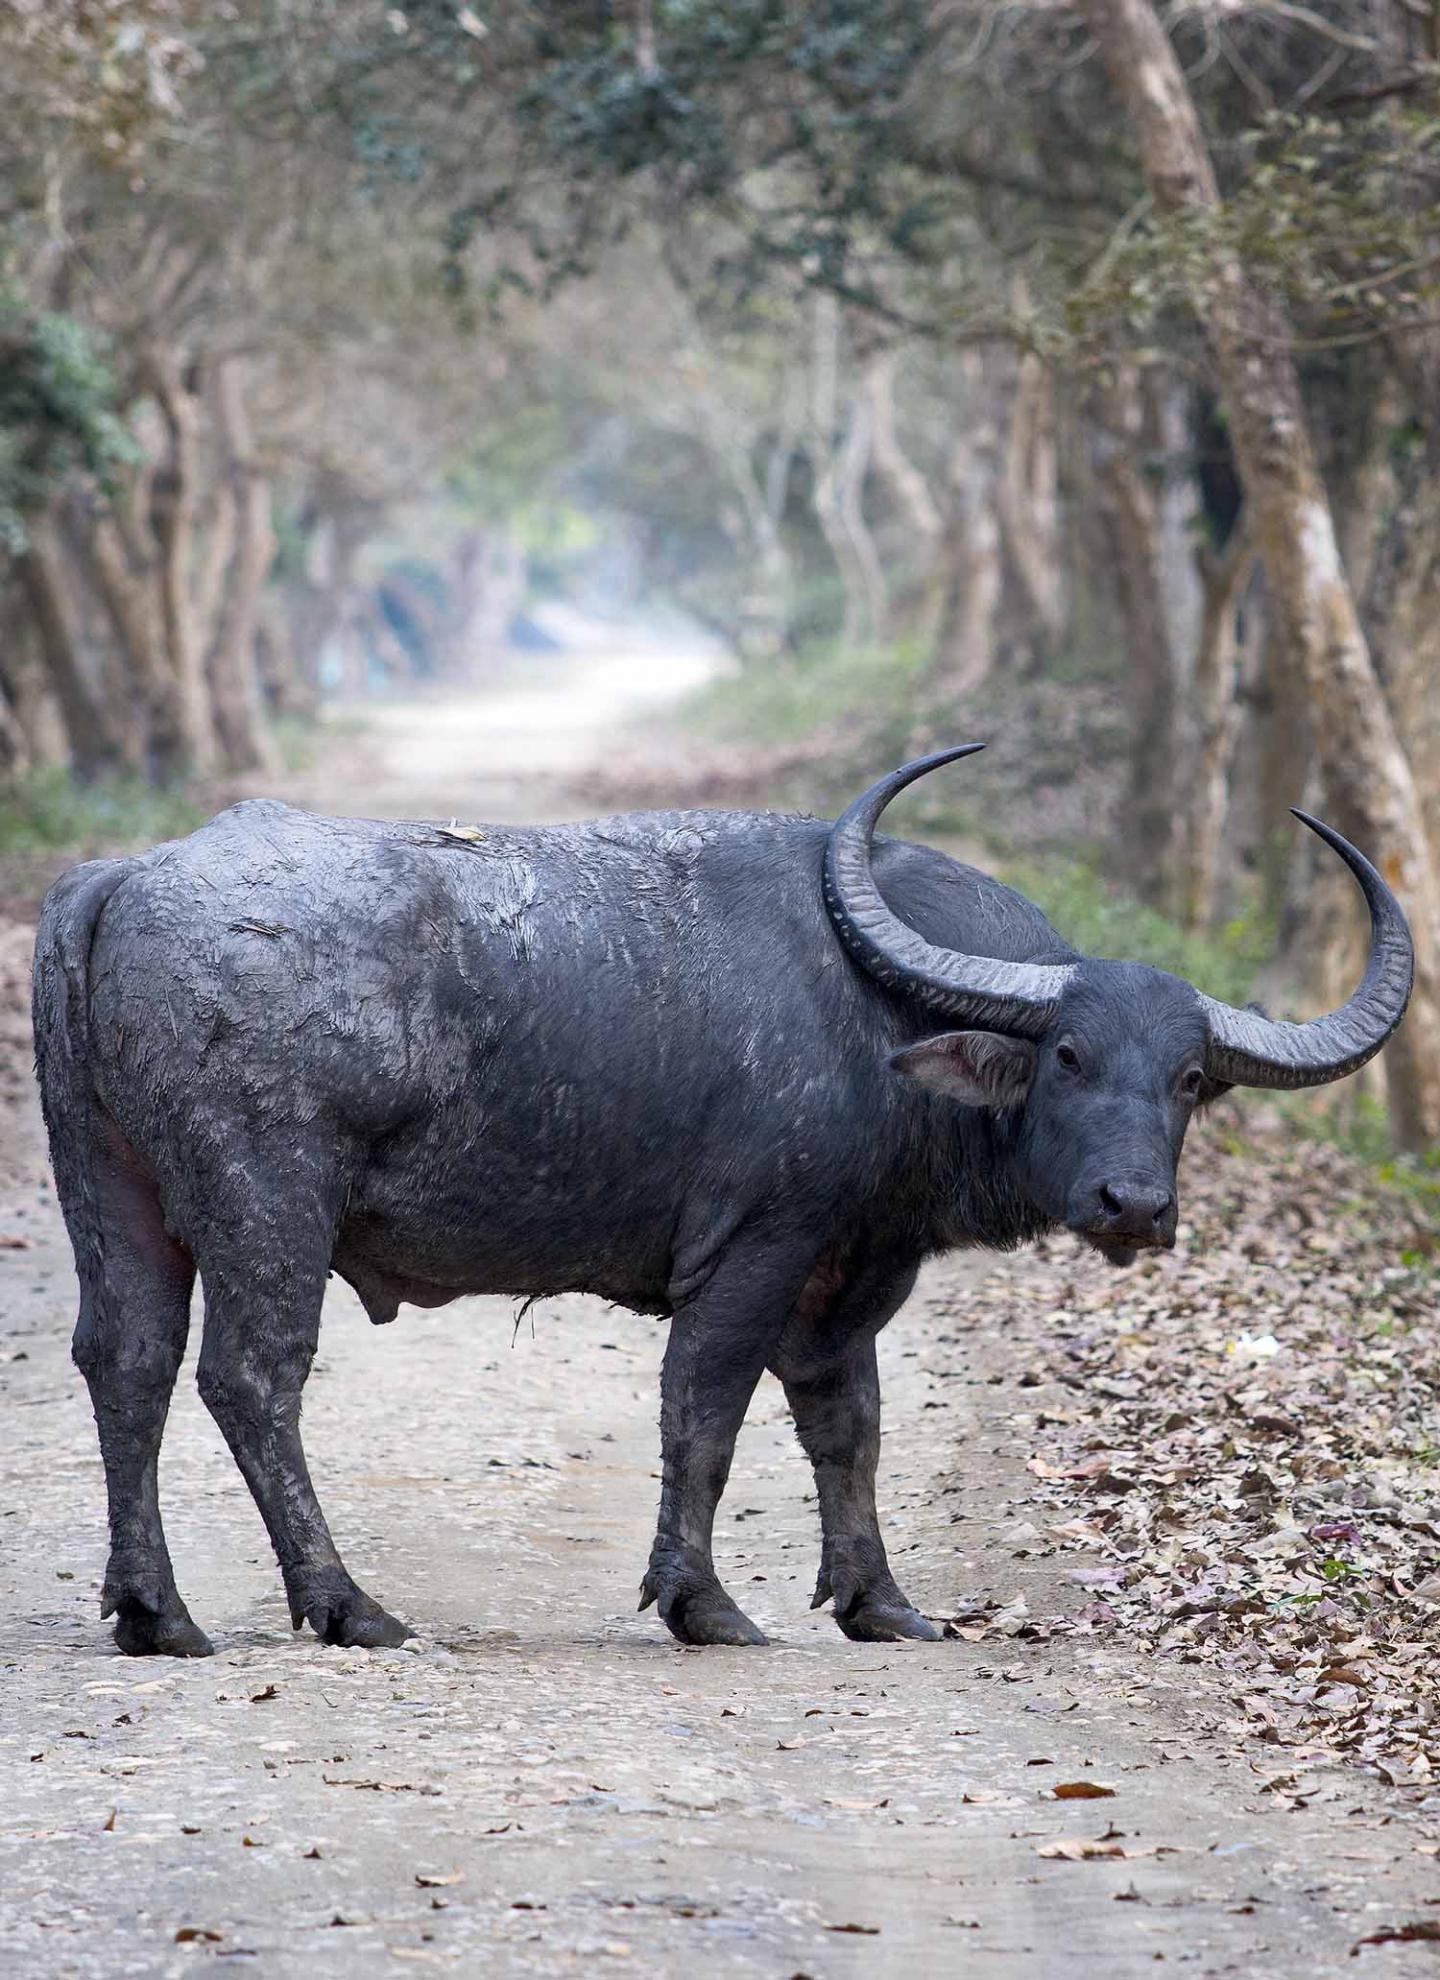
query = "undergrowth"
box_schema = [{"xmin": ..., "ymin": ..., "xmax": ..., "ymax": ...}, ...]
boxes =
[
  {"xmin": 1277, "ymin": 1090, "xmax": 1440, "ymax": 1228},
  {"xmin": 684, "ymin": 635, "xmax": 938, "ymax": 756},
  {"xmin": 999, "ymin": 856, "xmax": 1270, "ymax": 1010},
  {"xmin": 683, "ymin": 636, "xmax": 1265, "ymax": 1008},
  {"xmin": 0, "ymin": 767, "xmax": 202, "ymax": 860}
]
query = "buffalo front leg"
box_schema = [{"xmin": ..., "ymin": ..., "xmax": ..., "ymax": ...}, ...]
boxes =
[
  {"xmin": 640, "ymin": 1248, "xmax": 812, "ymax": 1647},
  {"xmin": 777, "ymin": 1331, "xmax": 940, "ymax": 1645},
  {"xmin": 194, "ymin": 1169, "xmax": 410, "ymax": 1650}
]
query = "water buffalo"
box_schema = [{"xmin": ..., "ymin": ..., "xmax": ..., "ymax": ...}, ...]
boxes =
[{"xmin": 32, "ymin": 746, "xmax": 1412, "ymax": 1656}]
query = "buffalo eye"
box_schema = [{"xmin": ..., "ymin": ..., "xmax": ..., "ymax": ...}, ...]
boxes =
[
  {"xmin": 1179, "ymin": 1065, "xmax": 1204, "ymax": 1099},
  {"xmin": 1055, "ymin": 1041, "xmax": 1080, "ymax": 1072}
]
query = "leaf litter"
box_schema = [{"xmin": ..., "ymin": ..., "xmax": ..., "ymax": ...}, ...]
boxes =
[{"xmin": 942, "ymin": 1118, "xmax": 1440, "ymax": 1790}]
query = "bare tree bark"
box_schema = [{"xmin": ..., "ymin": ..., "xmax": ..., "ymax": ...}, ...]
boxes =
[
  {"xmin": 0, "ymin": 588, "xmax": 67, "ymax": 773},
  {"xmin": 867, "ymin": 351, "xmax": 943, "ymax": 544},
  {"xmin": 144, "ymin": 351, "xmax": 219, "ymax": 776},
  {"xmin": 287, "ymin": 490, "xmax": 378, "ymax": 705},
  {"xmin": 1181, "ymin": 516, "xmax": 1257, "ymax": 931},
  {"xmin": 867, "ymin": 350, "xmax": 954, "ymax": 643},
  {"xmin": 1364, "ymin": 411, "xmax": 1440, "ymax": 859},
  {"xmin": 0, "ymin": 688, "xmax": 25, "ymax": 775},
  {"xmin": 253, "ymin": 597, "xmax": 315, "ymax": 721},
  {"xmin": 930, "ymin": 353, "xmax": 1003, "ymax": 694},
  {"xmin": 995, "ymin": 350, "xmax": 1064, "ymax": 670},
  {"xmin": 83, "ymin": 506, "xmax": 173, "ymax": 772},
  {"xmin": 204, "ymin": 362, "xmax": 279, "ymax": 774},
  {"xmin": 15, "ymin": 511, "xmax": 126, "ymax": 779},
  {"xmin": 1080, "ymin": 0, "xmax": 1440, "ymax": 1150},
  {"xmin": 807, "ymin": 295, "xmax": 885, "ymax": 648},
  {"xmin": 1090, "ymin": 368, "xmax": 1180, "ymax": 909},
  {"xmin": 704, "ymin": 404, "xmax": 794, "ymax": 660}
]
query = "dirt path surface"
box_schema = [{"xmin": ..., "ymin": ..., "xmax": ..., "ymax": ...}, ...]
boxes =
[{"xmin": 4, "ymin": 643, "xmax": 1440, "ymax": 1977}]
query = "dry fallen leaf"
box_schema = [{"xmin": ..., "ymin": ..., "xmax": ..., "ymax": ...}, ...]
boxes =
[
  {"xmin": 1352, "ymin": 1921, "xmax": 1440, "ymax": 1950},
  {"xmin": 415, "ymin": 1870, "xmax": 465, "ymax": 1889},
  {"xmin": 969, "ymin": 1119, "xmax": 1440, "ymax": 1787},
  {"xmin": 1038, "ymin": 1836, "xmax": 1155, "ymax": 1862}
]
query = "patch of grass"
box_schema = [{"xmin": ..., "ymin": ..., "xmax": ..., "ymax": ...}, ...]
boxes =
[
  {"xmin": 682, "ymin": 635, "xmax": 937, "ymax": 752},
  {"xmin": 0, "ymin": 768, "xmax": 202, "ymax": 859},
  {"xmin": 1279, "ymin": 1089, "xmax": 1440, "ymax": 1213},
  {"xmin": 998, "ymin": 855, "xmax": 1271, "ymax": 1008},
  {"xmin": 269, "ymin": 711, "xmax": 365, "ymax": 776}
]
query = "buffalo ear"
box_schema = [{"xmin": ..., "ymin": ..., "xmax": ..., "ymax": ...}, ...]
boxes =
[{"xmin": 889, "ymin": 1030, "xmax": 1036, "ymax": 1109}]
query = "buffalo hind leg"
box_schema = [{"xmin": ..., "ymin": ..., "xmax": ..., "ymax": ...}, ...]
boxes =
[
  {"xmin": 194, "ymin": 1160, "xmax": 409, "ymax": 1650},
  {"xmin": 71, "ymin": 1119, "xmax": 211, "ymax": 1657},
  {"xmin": 774, "ymin": 1277, "xmax": 940, "ymax": 1643},
  {"xmin": 640, "ymin": 1247, "xmax": 811, "ymax": 1647}
]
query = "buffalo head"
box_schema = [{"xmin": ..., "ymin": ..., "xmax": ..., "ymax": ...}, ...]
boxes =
[{"xmin": 824, "ymin": 746, "xmax": 1415, "ymax": 1268}]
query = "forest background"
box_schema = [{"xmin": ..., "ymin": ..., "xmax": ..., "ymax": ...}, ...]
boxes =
[{"xmin": 3, "ymin": 0, "xmax": 1440, "ymax": 1168}]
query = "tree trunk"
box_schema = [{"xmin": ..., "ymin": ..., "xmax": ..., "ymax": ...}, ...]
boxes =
[
  {"xmin": 204, "ymin": 363, "xmax": 279, "ymax": 775},
  {"xmin": 254, "ymin": 598, "xmax": 315, "ymax": 721},
  {"xmin": 1089, "ymin": 368, "xmax": 1180, "ymax": 909},
  {"xmin": 83, "ymin": 506, "xmax": 174, "ymax": 775},
  {"xmin": 1228, "ymin": 590, "xmax": 1309, "ymax": 917},
  {"xmin": 0, "ymin": 689, "xmax": 25, "ymax": 776},
  {"xmin": 0, "ymin": 590, "xmax": 68, "ymax": 772},
  {"xmin": 867, "ymin": 351, "xmax": 943, "ymax": 542},
  {"xmin": 1080, "ymin": 0, "xmax": 1440, "ymax": 1150},
  {"xmin": 144, "ymin": 351, "xmax": 218, "ymax": 777},
  {"xmin": 930, "ymin": 353, "xmax": 1004, "ymax": 695},
  {"xmin": 995, "ymin": 350, "xmax": 1065, "ymax": 671},
  {"xmin": 705, "ymin": 415, "xmax": 793, "ymax": 661},
  {"xmin": 807, "ymin": 295, "xmax": 884, "ymax": 649},
  {"xmin": 287, "ymin": 491, "xmax": 379, "ymax": 706},
  {"xmin": 1181, "ymin": 516, "xmax": 1257, "ymax": 931},
  {"xmin": 15, "ymin": 511, "xmax": 125, "ymax": 779},
  {"xmin": 866, "ymin": 350, "xmax": 948, "ymax": 641},
  {"xmin": 1365, "ymin": 451, "xmax": 1440, "ymax": 859}
]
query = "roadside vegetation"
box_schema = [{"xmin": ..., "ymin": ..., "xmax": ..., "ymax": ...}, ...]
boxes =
[{"xmin": 0, "ymin": 766, "xmax": 201, "ymax": 863}]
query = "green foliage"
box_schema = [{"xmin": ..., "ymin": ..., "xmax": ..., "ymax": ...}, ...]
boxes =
[
  {"xmin": 1068, "ymin": 98, "xmax": 1440, "ymax": 354},
  {"xmin": 681, "ymin": 634, "xmax": 935, "ymax": 749},
  {"xmin": 0, "ymin": 768, "xmax": 200, "ymax": 859},
  {"xmin": 0, "ymin": 282, "xmax": 136, "ymax": 551},
  {"xmin": 676, "ymin": 631, "xmax": 1263, "ymax": 1006},
  {"xmin": 384, "ymin": 0, "xmax": 966, "ymax": 320},
  {"xmin": 998, "ymin": 858, "xmax": 1267, "ymax": 1009},
  {"xmin": 1278, "ymin": 1089, "xmax": 1440, "ymax": 1206}
]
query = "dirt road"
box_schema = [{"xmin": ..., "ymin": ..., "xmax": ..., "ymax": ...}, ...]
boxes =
[{"xmin": 3, "ymin": 646, "xmax": 1438, "ymax": 1977}]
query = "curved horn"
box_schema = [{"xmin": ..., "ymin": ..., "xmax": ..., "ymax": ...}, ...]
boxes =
[
  {"xmin": 823, "ymin": 745, "xmax": 1075, "ymax": 1036},
  {"xmin": 1200, "ymin": 810, "xmax": 1414, "ymax": 1089}
]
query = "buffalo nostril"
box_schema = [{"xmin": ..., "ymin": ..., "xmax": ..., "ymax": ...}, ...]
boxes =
[{"xmin": 1096, "ymin": 1183, "xmax": 1174, "ymax": 1229}]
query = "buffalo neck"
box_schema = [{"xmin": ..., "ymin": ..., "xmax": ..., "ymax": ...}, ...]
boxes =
[{"xmin": 921, "ymin": 1100, "xmax": 1052, "ymax": 1255}]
